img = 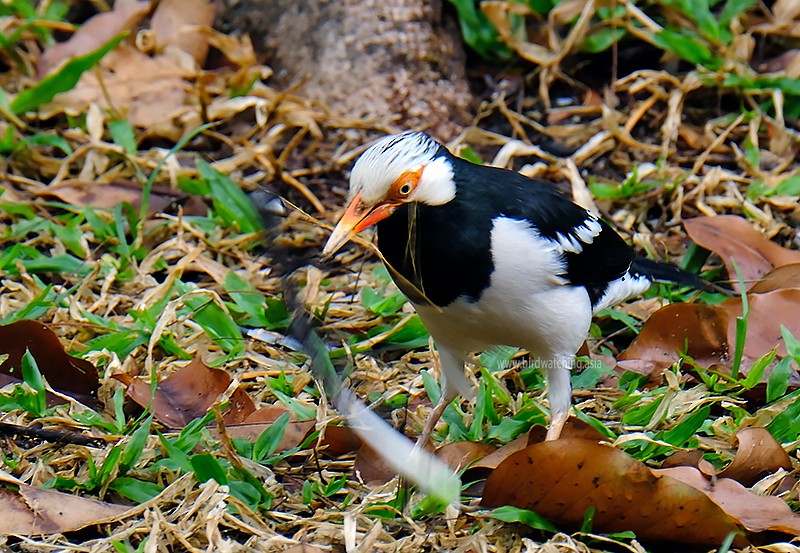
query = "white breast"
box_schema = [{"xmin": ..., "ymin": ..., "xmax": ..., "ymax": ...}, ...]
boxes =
[{"xmin": 415, "ymin": 217, "xmax": 593, "ymax": 360}]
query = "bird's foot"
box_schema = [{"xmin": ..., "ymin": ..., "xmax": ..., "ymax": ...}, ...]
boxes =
[
  {"xmin": 414, "ymin": 389, "xmax": 456, "ymax": 451},
  {"xmin": 546, "ymin": 411, "xmax": 569, "ymax": 441}
]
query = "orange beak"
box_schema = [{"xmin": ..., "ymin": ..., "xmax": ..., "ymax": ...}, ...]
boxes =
[{"xmin": 322, "ymin": 192, "xmax": 398, "ymax": 257}]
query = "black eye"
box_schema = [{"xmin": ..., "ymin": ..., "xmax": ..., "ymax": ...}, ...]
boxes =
[{"xmin": 398, "ymin": 182, "xmax": 413, "ymax": 196}]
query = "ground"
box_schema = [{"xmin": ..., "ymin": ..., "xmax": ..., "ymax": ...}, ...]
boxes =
[{"xmin": 0, "ymin": 0, "xmax": 800, "ymax": 551}]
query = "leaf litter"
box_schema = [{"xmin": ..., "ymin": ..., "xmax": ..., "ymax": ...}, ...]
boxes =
[
  {"xmin": 0, "ymin": 319, "xmax": 98, "ymax": 406},
  {"xmin": 0, "ymin": 469, "xmax": 133, "ymax": 536},
  {"xmin": 619, "ymin": 215, "xmax": 800, "ymax": 385},
  {"xmin": 1, "ymin": 0, "xmax": 800, "ymax": 551}
]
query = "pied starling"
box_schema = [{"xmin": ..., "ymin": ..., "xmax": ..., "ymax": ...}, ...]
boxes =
[{"xmin": 323, "ymin": 131, "xmax": 702, "ymax": 443}]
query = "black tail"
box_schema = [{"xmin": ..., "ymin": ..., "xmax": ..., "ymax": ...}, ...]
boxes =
[{"xmin": 630, "ymin": 256, "xmax": 722, "ymax": 294}]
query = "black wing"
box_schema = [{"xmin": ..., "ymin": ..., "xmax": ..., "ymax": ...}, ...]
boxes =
[
  {"xmin": 377, "ymin": 156, "xmax": 635, "ymax": 307},
  {"xmin": 457, "ymin": 160, "xmax": 635, "ymax": 302}
]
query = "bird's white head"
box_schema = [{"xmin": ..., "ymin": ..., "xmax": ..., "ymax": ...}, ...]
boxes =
[{"xmin": 323, "ymin": 132, "xmax": 456, "ymax": 257}]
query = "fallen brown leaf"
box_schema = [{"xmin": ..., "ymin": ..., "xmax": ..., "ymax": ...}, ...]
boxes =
[
  {"xmin": 468, "ymin": 418, "xmax": 606, "ymax": 475},
  {"xmin": 618, "ymin": 289, "xmax": 800, "ymax": 384},
  {"xmin": 719, "ymin": 289, "xmax": 800, "ymax": 360},
  {"xmin": 656, "ymin": 466, "xmax": 800, "ymax": 534},
  {"xmin": 45, "ymin": 44, "xmax": 192, "ymax": 135},
  {"xmin": 114, "ymin": 357, "xmax": 255, "ymax": 428},
  {"xmin": 543, "ymin": 417, "xmax": 607, "ymax": 443},
  {"xmin": 470, "ymin": 434, "xmax": 531, "ymax": 474},
  {"xmin": 482, "ymin": 439, "xmax": 748, "ymax": 546},
  {"xmin": 37, "ymin": 0, "xmax": 151, "ymax": 77},
  {"xmin": 223, "ymin": 421, "xmax": 314, "ymax": 452},
  {"xmin": 749, "ymin": 263, "xmax": 800, "ymax": 293},
  {"xmin": 0, "ymin": 319, "xmax": 98, "ymax": 405},
  {"xmin": 718, "ymin": 428, "xmax": 792, "ymax": 486},
  {"xmin": 150, "ymin": 0, "xmax": 217, "ymax": 64},
  {"xmin": 223, "ymin": 406, "xmax": 315, "ymax": 452},
  {"xmin": 116, "ymin": 358, "xmax": 318, "ymax": 454},
  {"xmin": 684, "ymin": 216, "xmax": 800, "ymax": 292},
  {"xmin": 616, "ymin": 303, "xmax": 730, "ymax": 375},
  {"xmin": 317, "ymin": 425, "xmax": 362, "ymax": 457},
  {"xmin": 37, "ymin": 180, "xmax": 196, "ymax": 216},
  {"xmin": 0, "ymin": 471, "xmax": 131, "ymax": 535},
  {"xmin": 661, "ymin": 449, "xmax": 707, "ymax": 470},
  {"xmin": 435, "ymin": 441, "xmax": 496, "ymax": 472},
  {"xmin": 354, "ymin": 443, "xmax": 396, "ymax": 486}
]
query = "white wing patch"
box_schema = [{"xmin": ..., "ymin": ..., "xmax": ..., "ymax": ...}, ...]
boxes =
[
  {"xmin": 592, "ymin": 271, "xmax": 651, "ymax": 313},
  {"xmin": 550, "ymin": 214, "xmax": 603, "ymax": 254}
]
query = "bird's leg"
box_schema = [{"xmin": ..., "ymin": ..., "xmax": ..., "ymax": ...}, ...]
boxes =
[
  {"xmin": 416, "ymin": 346, "xmax": 472, "ymax": 449},
  {"xmin": 417, "ymin": 387, "xmax": 457, "ymax": 449},
  {"xmin": 545, "ymin": 359, "xmax": 573, "ymax": 441}
]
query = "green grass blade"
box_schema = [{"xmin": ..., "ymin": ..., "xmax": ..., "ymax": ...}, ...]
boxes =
[
  {"xmin": 10, "ymin": 33, "xmax": 126, "ymax": 114},
  {"xmin": 21, "ymin": 348, "xmax": 46, "ymax": 416},
  {"xmin": 120, "ymin": 415, "xmax": 153, "ymax": 473},
  {"xmin": 179, "ymin": 286, "xmax": 244, "ymax": 354},
  {"xmin": 108, "ymin": 119, "xmax": 137, "ymax": 154},
  {"xmin": 196, "ymin": 159, "xmax": 261, "ymax": 234},
  {"xmin": 653, "ymin": 29, "xmax": 716, "ymax": 68},
  {"xmin": 730, "ymin": 259, "xmax": 748, "ymax": 380},
  {"xmin": 253, "ymin": 412, "xmax": 290, "ymax": 462},
  {"xmin": 190, "ymin": 453, "xmax": 229, "ymax": 485},
  {"xmin": 767, "ymin": 357, "xmax": 793, "ymax": 403},
  {"xmin": 109, "ymin": 477, "xmax": 163, "ymax": 503},
  {"xmin": 490, "ymin": 505, "xmax": 558, "ymax": 532}
]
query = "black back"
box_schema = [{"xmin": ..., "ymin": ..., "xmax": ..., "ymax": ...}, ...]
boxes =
[{"xmin": 377, "ymin": 154, "xmax": 635, "ymax": 308}]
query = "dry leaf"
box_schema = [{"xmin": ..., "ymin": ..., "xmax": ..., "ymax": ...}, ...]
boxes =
[
  {"xmin": 656, "ymin": 466, "xmax": 800, "ymax": 534},
  {"xmin": 0, "ymin": 319, "xmax": 98, "ymax": 405},
  {"xmin": 223, "ymin": 420, "xmax": 314, "ymax": 452},
  {"xmin": 718, "ymin": 428, "xmax": 793, "ymax": 486},
  {"xmin": 116, "ymin": 357, "xmax": 317, "ymax": 455},
  {"xmin": 37, "ymin": 0, "xmax": 151, "ymax": 77},
  {"xmin": 435, "ymin": 441, "xmax": 496, "ymax": 472},
  {"xmin": 684, "ymin": 216, "xmax": 800, "ymax": 292},
  {"xmin": 37, "ymin": 180, "xmax": 191, "ymax": 215},
  {"xmin": 318, "ymin": 425, "xmax": 363, "ymax": 457},
  {"xmin": 661, "ymin": 449, "xmax": 706, "ymax": 470},
  {"xmin": 468, "ymin": 433, "xmax": 531, "ymax": 475},
  {"xmin": 749, "ymin": 263, "xmax": 800, "ymax": 294},
  {"xmin": 45, "ymin": 44, "xmax": 192, "ymax": 135},
  {"xmin": 468, "ymin": 418, "xmax": 605, "ymax": 475},
  {"xmin": 113, "ymin": 357, "xmax": 255, "ymax": 428},
  {"xmin": 354, "ymin": 443, "xmax": 397, "ymax": 486},
  {"xmin": 150, "ymin": 0, "xmax": 217, "ymax": 64},
  {"xmin": 618, "ymin": 289, "xmax": 800, "ymax": 383},
  {"xmin": 482, "ymin": 439, "xmax": 748, "ymax": 546},
  {"xmin": 616, "ymin": 303, "xmax": 730, "ymax": 375},
  {"xmin": 545, "ymin": 417, "xmax": 607, "ymax": 442},
  {"xmin": 222, "ymin": 406, "xmax": 314, "ymax": 452},
  {"xmin": 0, "ymin": 471, "xmax": 132, "ymax": 535},
  {"xmin": 662, "ymin": 428, "xmax": 791, "ymax": 486},
  {"xmin": 719, "ymin": 289, "xmax": 800, "ymax": 360}
]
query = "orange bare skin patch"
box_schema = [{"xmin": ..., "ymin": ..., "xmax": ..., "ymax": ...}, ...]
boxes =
[{"xmin": 387, "ymin": 167, "xmax": 423, "ymax": 202}]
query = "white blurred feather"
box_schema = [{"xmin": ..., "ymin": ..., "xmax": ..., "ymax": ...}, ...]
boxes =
[{"xmin": 335, "ymin": 388, "xmax": 460, "ymax": 504}]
